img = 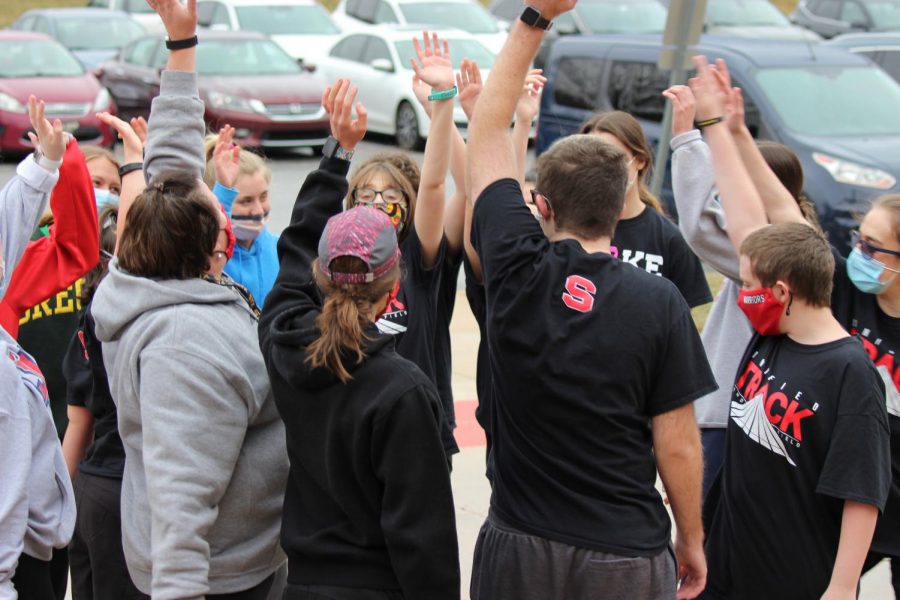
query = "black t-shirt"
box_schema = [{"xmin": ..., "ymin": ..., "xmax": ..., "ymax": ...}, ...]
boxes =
[
  {"xmin": 705, "ymin": 334, "xmax": 892, "ymax": 599},
  {"xmin": 611, "ymin": 207, "xmax": 712, "ymax": 308},
  {"xmin": 62, "ymin": 305, "xmax": 125, "ymax": 479},
  {"xmin": 463, "ymin": 256, "xmax": 490, "ymax": 442},
  {"xmin": 830, "ymin": 248, "xmax": 900, "ymax": 555},
  {"xmin": 432, "ymin": 248, "xmax": 462, "ymax": 431},
  {"xmin": 471, "ymin": 178, "xmax": 717, "ymax": 555},
  {"xmin": 375, "ymin": 227, "xmax": 459, "ymax": 457}
]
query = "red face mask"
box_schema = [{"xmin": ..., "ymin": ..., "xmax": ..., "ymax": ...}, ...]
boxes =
[
  {"xmin": 737, "ymin": 287, "xmax": 785, "ymax": 336},
  {"xmin": 218, "ymin": 204, "xmax": 236, "ymax": 260}
]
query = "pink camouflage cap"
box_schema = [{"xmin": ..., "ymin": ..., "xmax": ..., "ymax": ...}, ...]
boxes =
[{"xmin": 318, "ymin": 205, "xmax": 401, "ymax": 284}]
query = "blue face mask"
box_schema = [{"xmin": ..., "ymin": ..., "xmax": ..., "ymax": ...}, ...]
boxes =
[
  {"xmin": 847, "ymin": 247, "xmax": 897, "ymax": 294},
  {"xmin": 94, "ymin": 188, "xmax": 119, "ymax": 211}
]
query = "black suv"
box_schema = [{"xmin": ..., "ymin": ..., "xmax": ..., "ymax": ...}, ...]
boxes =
[{"xmin": 791, "ymin": 0, "xmax": 900, "ymax": 37}]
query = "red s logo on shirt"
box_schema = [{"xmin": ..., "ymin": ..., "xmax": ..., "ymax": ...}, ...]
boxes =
[{"xmin": 562, "ymin": 275, "xmax": 596, "ymax": 313}]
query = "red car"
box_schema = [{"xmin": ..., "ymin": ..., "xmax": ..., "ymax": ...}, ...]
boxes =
[
  {"xmin": 99, "ymin": 30, "xmax": 331, "ymax": 151},
  {"xmin": 0, "ymin": 31, "xmax": 116, "ymax": 155}
]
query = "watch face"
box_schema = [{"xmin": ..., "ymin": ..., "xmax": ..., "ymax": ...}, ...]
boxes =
[
  {"xmin": 521, "ymin": 5, "xmax": 540, "ymax": 24},
  {"xmin": 322, "ymin": 137, "xmax": 339, "ymax": 158}
]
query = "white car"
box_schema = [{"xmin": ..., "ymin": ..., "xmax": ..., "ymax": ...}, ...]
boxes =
[
  {"xmin": 315, "ymin": 26, "xmax": 495, "ymax": 150},
  {"xmin": 331, "ymin": 0, "xmax": 507, "ymax": 54},
  {"xmin": 196, "ymin": 0, "xmax": 342, "ymax": 67}
]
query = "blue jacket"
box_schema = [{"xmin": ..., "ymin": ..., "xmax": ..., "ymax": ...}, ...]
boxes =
[{"xmin": 214, "ymin": 182, "xmax": 279, "ymax": 308}]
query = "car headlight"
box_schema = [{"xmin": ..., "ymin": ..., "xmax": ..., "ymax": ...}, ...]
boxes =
[
  {"xmin": 92, "ymin": 87, "xmax": 111, "ymax": 112},
  {"xmin": 207, "ymin": 91, "xmax": 267, "ymax": 114},
  {"xmin": 812, "ymin": 152, "xmax": 896, "ymax": 190},
  {"xmin": 0, "ymin": 92, "xmax": 24, "ymax": 113}
]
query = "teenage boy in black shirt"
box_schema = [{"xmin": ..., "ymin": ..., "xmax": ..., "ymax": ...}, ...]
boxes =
[
  {"xmin": 465, "ymin": 2, "xmax": 718, "ymax": 597},
  {"xmin": 691, "ymin": 56, "xmax": 892, "ymax": 599}
]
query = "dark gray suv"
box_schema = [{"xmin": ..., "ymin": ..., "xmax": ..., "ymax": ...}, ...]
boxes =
[{"xmin": 791, "ymin": 0, "xmax": 900, "ymax": 38}]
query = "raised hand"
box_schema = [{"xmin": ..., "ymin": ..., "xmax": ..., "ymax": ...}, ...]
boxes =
[
  {"xmin": 145, "ymin": 0, "xmax": 197, "ymax": 40},
  {"xmin": 212, "ymin": 125, "xmax": 241, "ymax": 188},
  {"xmin": 96, "ymin": 111, "xmax": 144, "ymax": 164},
  {"xmin": 322, "ymin": 78, "xmax": 367, "ymax": 151},
  {"xmin": 662, "ymin": 85, "xmax": 696, "ymax": 137},
  {"xmin": 457, "ymin": 59, "xmax": 483, "ymax": 121},
  {"xmin": 27, "ymin": 96, "xmax": 67, "ymax": 162},
  {"xmin": 411, "ymin": 74, "xmax": 433, "ymax": 118},
  {"xmin": 515, "ymin": 68, "xmax": 546, "ymax": 124},
  {"xmin": 410, "ymin": 32, "xmax": 455, "ymax": 92},
  {"xmin": 688, "ymin": 55, "xmax": 728, "ymax": 124},
  {"xmin": 131, "ymin": 116, "xmax": 148, "ymax": 145}
]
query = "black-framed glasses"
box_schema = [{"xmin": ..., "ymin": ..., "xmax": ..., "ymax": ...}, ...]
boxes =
[
  {"xmin": 851, "ymin": 230, "xmax": 900, "ymax": 259},
  {"xmin": 530, "ymin": 189, "xmax": 553, "ymax": 213},
  {"xmin": 352, "ymin": 187, "xmax": 408, "ymax": 206}
]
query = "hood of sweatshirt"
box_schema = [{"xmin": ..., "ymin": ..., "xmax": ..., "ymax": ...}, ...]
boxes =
[
  {"xmin": 92, "ymin": 259, "xmax": 252, "ymax": 343},
  {"xmin": 266, "ymin": 300, "xmax": 395, "ymax": 393}
]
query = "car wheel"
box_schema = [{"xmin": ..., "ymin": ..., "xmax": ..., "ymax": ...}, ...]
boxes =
[{"xmin": 395, "ymin": 101, "xmax": 423, "ymax": 151}]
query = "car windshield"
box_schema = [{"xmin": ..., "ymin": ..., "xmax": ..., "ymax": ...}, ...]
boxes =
[
  {"xmin": 196, "ymin": 39, "xmax": 302, "ymax": 75},
  {"xmin": 576, "ymin": 0, "xmax": 667, "ymax": 33},
  {"xmin": 399, "ymin": 3, "xmax": 499, "ymax": 34},
  {"xmin": 394, "ymin": 38, "xmax": 495, "ymax": 69},
  {"xmin": 235, "ymin": 5, "xmax": 340, "ymax": 34},
  {"xmin": 56, "ymin": 17, "xmax": 146, "ymax": 50},
  {"xmin": 864, "ymin": 0, "xmax": 900, "ymax": 29},
  {"xmin": 0, "ymin": 39, "xmax": 84, "ymax": 77},
  {"xmin": 706, "ymin": 0, "xmax": 790, "ymax": 26},
  {"xmin": 755, "ymin": 65, "xmax": 900, "ymax": 135}
]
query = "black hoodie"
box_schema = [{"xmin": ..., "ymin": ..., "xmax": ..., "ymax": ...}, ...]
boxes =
[{"xmin": 258, "ymin": 157, "xmax": 460, "ymax": 599}]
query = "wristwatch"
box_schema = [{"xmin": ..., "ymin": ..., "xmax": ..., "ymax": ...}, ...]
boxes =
[
  {"xmin": 322, "ymin": 136, "xmax": 355, "ymax": 161},
  {"xmin": 520, "ymin": 5, "xmax": 553, "ymax": 30}
]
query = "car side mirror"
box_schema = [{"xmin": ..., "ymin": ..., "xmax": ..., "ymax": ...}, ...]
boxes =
[{"xmin": 370, "ymin": 58, "xmax": 394, "ymax": 72}]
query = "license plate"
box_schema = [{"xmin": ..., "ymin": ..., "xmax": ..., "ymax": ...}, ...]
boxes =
[{"xmin": 62, "ymin": 121, "xmax": 79, "ymax": 133}]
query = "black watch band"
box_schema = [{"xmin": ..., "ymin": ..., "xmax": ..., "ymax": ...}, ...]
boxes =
[
  {"xmin": 165, "ymin": 35, "xmax": 198, "ymax": 50},
  {"xmin": 322, "ymin": 136, "xmax": 354, "ymax": 161},
  {"xmin": 118, "ymin": 162, "xmax": 143, "ymax": 178},
  {"xmin": 520, "ymin": 5, "xmax": 553, "ymax": 30}
]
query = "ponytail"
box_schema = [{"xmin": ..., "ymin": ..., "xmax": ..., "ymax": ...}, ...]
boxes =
[
  {"xmin": 306, "ymin": 258, "xmax": 400, "ymax": 383},
  {"xmin": 637, "ymin": 181, "xmax": 665, "ymax": 215}
]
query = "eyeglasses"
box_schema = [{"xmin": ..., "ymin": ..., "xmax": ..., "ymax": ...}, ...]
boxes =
[
  {"xmin": 530, "ymin": 188, "xmax": 553, "ymax": 213},
  {"xmin": 851, "ymin": 230, "xmax": 900, "ymax": 259},
  {"xmin": 353, "ymin": 187, "xmax": 407, "ymax": 206}
]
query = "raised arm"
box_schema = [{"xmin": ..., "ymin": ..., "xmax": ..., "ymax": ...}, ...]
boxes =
[
  {"xmin": 411, "ymin": 32, "xmax": 456, "ymax": 268},
  {"xmin": 512, "ymin": 69, "xmax": 545, "ymax": 185},
  {"xmin": 258, "ymin": 80, "xmax": 367, "ymax": 354},
  {"xmin": 468, "ymin": 0, "xmax": 572, "ymax": 202},
  {"xmin": 209, "ymin": 125, "xmax": 242, "ymax": 214},
  {"xmin": 664, "ymin": 84, "xmax": 741, "ymax": 281},
  {"xmin": 688, "ymin": 56, "xmax": 766, "ymax": 253},
  {"xmin": 96, "ymin": 113, "xmax": 146, "ymax": 255}
]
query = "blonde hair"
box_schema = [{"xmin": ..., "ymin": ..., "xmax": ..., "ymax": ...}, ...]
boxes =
[
  {"xmin": 306, "ymin": 257, "xmax": 400, "ymax": 383},
  {"xmin": 870, "ymin": 195, "xmax": 900, "ymax": 245},
  {"xmin": 202, "ymin": 134, "xmax": 272, "ymax": 189},
  {"xmin": 82, "ymin": 145, "xmax": 120, "ymax": 171}
]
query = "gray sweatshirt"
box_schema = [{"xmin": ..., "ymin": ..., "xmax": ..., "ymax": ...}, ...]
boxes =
[
  {"xmin": 671, "ymin": 130, "xmax": 752, "ymax": 429},
  {"xmin": 90, "ymin": 69, "xmax": 286, "ymax": 599},
  {"xmin": 0, "ymin": 154, "xmax": 75, "ymax": 600},
  {"xmin": 92, "ymin": 261, "xmax": 287, "ymax": 599}
]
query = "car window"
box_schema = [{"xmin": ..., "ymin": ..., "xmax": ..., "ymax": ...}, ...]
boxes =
[
  {"xmin": 840, "ymin": 0, "xmax": 868, "ymax": 23},
  {"xmin": 862, "ymin": 0, "xmax": 900, "ymax": 28},
  {"xmin": 0, "ymin": 39, "xmax": 84, "ymax": 77},
  {"xmin": 400, "ymin": 2, "xmax": 499, "ymax": 33},
  {"xmin": 54, "ymin": 17, "xmax": 145, "ymax": 51},
  {"xmin": 125, "ymin": 37, "xmax": 159, "ymax": 66},
  {"xmin": 877, "ymin": 49, "xmax": 900, "ymax": 81},
  {"xmin": 608, "ymin": 60, "xmax": 670, "ymax": 121},
  {"xmin": 196, "ymin": 38, "xmax": 302, "ymax": 74},
  {"xmin": 124, "ymin": 0, "xmax": 156, "ymax": 13},
  {"xmin": 88, "ymin": 0, "xmax": 108, "ymax": 7},
  {"xmin": 490, "ymin": 0, "xmax": 520, "ymax": 20},
  {"xmin": 555, "ymin": 11, "xmax": 579, "ymax": 33},
  {"xmin": 575, "ymin": 0, "xmax": 667, "ymax": 33},
  {"xmin": 395, "ymin": 38, "xmax": 496, "ymax": 69},
  {"xmin": 33, "ymin": 17, "xmax": 52, "ymax": 34},
  {"xmin": 375, "ymin": 1, "xmax": 400, "ymax": 23},
  {"xmin": 198, "ymin": 2, "xmax": 216, "ymax": 26},
  {"xmin": 815, "ymin": 0, "xmax": 842, "ymax": 19},
  {"xmin": 552, "ymin": 56, "xmax": 607, "ymax": 111},
  {"xmin": 235, "ymin": 5, "xmax": 340, "ymax": 34},
  {"xmin": 366, "ymin": 37, "xmax": 392, "ymax": 64},
  {"xmin": 330, "ymin": 34, "xmax": 370, "ymax": 62},
  {"xmin": 13, "ymin": 16, "xmax": 35, "ymax": 30},
  {"xmin": 346, "ymin": 0, "xmax": 361, "ymax": 14},
  {"xmin": 706, "ymin": 0, "xmax": 791, "ymax": 26},
  {"xmin": 212, "ymin": 3, "xmax": 231, "ymax": 26},
  {"xmin": 755, "ymin": 65, "xmax": 900, "ymax": 135},
  {"xmin": 353, "ymin": 0, "xmax": 379, "ymax": 22}
]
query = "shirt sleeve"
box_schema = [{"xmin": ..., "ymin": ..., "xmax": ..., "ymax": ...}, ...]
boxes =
[
  {"xmin": 646, "ymin": 290, "xmax": 719, "ymax": 416},
  {"xmin": 62, "ymin": 314, "xmax": 92, "ymax": 409},
  {"xmin": 663, "ymin": 219, "xmax": 713, "ymax": 308},
  {"xmin": 817, "ymin": 360, "xmax": 892, "ymax": 510},
  {"xmin": 471, "ymin": 178, "xmax": 548, "ymax": 290},
  {"xmin": 144, "ymin": 70, "xmax": 206, "ymax": 184}
]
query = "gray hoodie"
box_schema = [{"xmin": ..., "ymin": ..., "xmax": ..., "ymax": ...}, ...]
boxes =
[
  {"xmin": 0, "ymin": 154, "xmax": 75, "ymax": 599},
  {"xmin": 92, "ymin": 261, "xmax": 287, "ymax": 599},
  {"xmin": 671, "ymin": 130, "xmax": 753, "ymax": 429}
]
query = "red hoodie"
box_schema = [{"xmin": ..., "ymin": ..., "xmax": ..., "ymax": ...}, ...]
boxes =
[{"xmin": 0, "ymin": 142, "xmax": 99, "ymax": 337}]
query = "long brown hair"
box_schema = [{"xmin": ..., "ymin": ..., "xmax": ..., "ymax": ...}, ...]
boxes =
[
  {"xmin": 579, "ymin": 111, "xmax": 665, "ymax": 215},
  {"xmin": 346, "ymin": 156, "xmax": 418, "ymax": 241},
  {"xmin": 80, "ymin": 203, "xmax": 119, "ymax": 304},
  {"xmin": 306, "ymin": 257, "xmax": 400, "ymax": 383},
  {"xmin": 757, "ymin": 141, "xmax": 818, "ymax": 227}
]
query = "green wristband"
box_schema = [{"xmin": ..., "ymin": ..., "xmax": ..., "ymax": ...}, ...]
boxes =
[{"xmin": 428, "ymin": 86, "xmax": 458, "ymax": 101}]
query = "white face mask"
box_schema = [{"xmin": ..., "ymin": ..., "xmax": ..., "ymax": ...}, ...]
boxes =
[{"xmin": 231, "ymin": 213, "xmax": 270, "ymax": 242}]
